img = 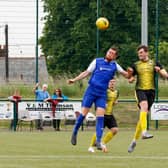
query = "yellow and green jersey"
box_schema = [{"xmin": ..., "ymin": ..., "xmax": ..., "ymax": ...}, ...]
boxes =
[
  {"xmin": 105, "ymin": 89, "xmax": 119, "ymax": 115},
  {"xmin": 132, "ymin": 59, "xmax": 159, "ymax": 90}
]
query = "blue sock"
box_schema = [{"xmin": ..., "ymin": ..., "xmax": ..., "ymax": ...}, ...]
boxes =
[
  {"xmin": 73, "ymin": 114, "xmax": 85, "ymax": 135},
  {"xmin": 96, "ymin": 116, "xmax": 104, "ymax": 143}
]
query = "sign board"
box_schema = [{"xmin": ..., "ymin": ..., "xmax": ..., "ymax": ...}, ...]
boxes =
[
  {"xmin": 0, "ymin": 101, "xmax": 14, "ymax": 120},
  {"xmin": 151, "ymin": 103, "xmax": 168, "ymax": 120},
  {"xmin": 18, "ymin": 101, "xmax": 81, "ymax": 119}
]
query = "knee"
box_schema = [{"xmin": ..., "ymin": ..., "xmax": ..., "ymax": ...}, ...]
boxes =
[{"xmin": 111, "ymin": 127, "xmax": 118, "ymax": 135}]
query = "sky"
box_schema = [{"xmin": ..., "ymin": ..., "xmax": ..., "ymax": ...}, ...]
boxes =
[{"xmin": 0, "ymin": 0, "xmax": 45, "ymax": 57}]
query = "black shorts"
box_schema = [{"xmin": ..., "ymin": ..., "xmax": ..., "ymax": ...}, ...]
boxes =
[
  {"xmin": 104, "ymin": 115, "xmax": 118, "ymax": 129},
  {"xmin": 135, "ymin": 89, "xmax": 155, "ymax": 110}
]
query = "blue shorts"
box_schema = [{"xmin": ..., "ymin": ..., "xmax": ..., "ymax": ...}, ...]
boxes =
[{"xmin": 82, "ymin": 86, "xmax": 107, "ymax": 109}]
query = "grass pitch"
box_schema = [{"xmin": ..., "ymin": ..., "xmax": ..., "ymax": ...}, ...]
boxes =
[{"xmin": 0, "ymin": 129, "xmax": 168, "ymax": 168}]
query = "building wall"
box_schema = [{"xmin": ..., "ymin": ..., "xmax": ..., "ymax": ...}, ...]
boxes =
[
  {"xmin": 0, "ymin": 57, "xmax": 49, "ymax": 84},
  {"xmin": 0, "ymin": 1, "xmax": 44, "ymax": 57}
]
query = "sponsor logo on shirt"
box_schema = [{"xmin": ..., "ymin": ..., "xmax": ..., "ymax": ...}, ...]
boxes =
[{"xmin": 100, "ymin": 67, "xmax": 112, "ymax": 71}]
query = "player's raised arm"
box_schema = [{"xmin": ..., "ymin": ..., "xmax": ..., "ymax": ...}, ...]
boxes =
[
  {"xmin": 67, "ymin": 59, "xmax": 96, "ymax": 84},
  {"xmin": 67, "ymin": 70, "xmax": 91, "ymax": 84}
]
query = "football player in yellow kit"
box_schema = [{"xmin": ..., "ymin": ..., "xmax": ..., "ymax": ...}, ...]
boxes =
[
  {"xmin": 88, "ymin": 79, "xmax": 119, "ymax": 153},
  {"xmin": 128, "ymin": 45, "xmax": 168, "ymax": 153}
]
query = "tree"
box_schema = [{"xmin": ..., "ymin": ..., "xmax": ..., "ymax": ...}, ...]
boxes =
[
  {"xmin": 148, "ymin": 0, "xmax": 168, "ymax": 43},
  {"xmin": 40, "ymin": 0, "xmax": 167, "ymax": 75}
]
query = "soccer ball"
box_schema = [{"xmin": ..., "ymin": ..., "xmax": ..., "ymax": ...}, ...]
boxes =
[{"xmin": 96, "ymin": 17, "xmax": 109, "ymax": 30}]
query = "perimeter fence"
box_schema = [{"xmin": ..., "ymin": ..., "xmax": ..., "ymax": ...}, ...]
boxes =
[{"xmin": 0, "ymin": 99, "xmax": 168, "ymax": 131}]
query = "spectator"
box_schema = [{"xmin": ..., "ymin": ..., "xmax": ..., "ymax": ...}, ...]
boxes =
[
  {"xmin": 33, "ymin": 83, "xmax": 50, "ymax": 130},
  {"xmin": 8, "ymin": 89, "xmax": 22, "ymax": 130},
  {"xmin": 46, "ymin": 88, "xmax": 68, "ymax": 131}
]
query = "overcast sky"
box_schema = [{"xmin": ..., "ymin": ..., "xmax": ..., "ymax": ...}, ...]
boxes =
[{"xmin": 0, "ymin": 0, "xmax": 45, "ymax": 57}]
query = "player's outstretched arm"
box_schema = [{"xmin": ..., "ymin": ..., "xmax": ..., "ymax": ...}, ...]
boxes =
[
  {"xmin": 159, "ymin": 69, "xmax": 168, "ymax": 79},
  {"xmin": 128, "ymin": 76, "xmax": 135, "ymax": 83},
  {"xmin": 120, "ymin": 67, "xmax": 134, "ymax": 79},
  {"xmin": 67, "ymin": 70, "xmax": 91, "ymax": 84},
  {"xmin": 155, "ymin": 66, "xmax": 168, "ymax": 79}
]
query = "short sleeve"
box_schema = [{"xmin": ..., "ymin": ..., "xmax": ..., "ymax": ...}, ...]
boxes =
[
  {"xmin": 116, "ymin": 63, "xmax": 125, "ymax": 73},
  {"xmin": 87, "ymin": 59, "xmax": 96, "ymax": 72}
]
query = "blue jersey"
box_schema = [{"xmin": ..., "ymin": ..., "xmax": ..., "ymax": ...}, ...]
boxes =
[
  {"xmin": 52, "ymin": 94, "xmax": 68, "ymax": 100},
  {"xmin": 88, "ymin": 58, "xmax": 117, "ymax": 95},
  {"xmin": 35, "ymin": 90, "xmax": 50, "ymax": 101}
]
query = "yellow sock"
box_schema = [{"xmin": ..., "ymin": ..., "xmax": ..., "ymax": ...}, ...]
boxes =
[
  {"xmin": 89, "ymin": 133, "xmax": 96, "ymax": 147},
  {"xmin": 133, "ymin": 121, "xmax": 142, "ymax": 140},
  {"xmin": 140, "ymin": 111, "xmax": 147, "ymax": 132},
  {"xmin": 102, "ymin": 131, "xmax": 113, "ymax": 144}
]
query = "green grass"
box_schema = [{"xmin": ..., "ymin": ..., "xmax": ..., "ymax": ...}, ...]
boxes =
[{"xmin": 0, "ymin": 130, "xmax": 168, "ymax": 168}]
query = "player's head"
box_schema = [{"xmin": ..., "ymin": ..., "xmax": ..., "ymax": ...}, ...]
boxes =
[
  {"xmin": 108, "ymin": 78, "xmax": 116, "ymax": 89},
  {"xmin": 137, "ymin": 45, "xmax": 148, "ymax": 61},
  {"xmin": 105, "ymin": 46, "xmax": 118, "ymax": 62}
]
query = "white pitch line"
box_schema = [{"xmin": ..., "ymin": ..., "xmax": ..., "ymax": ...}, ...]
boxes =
[{"xmin": 0, "ymin": 155, "xmax": 168, "ymax": 160}]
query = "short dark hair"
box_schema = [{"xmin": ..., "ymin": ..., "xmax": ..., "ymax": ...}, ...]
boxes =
[
  {"xmin": 137, "ymin": 45, "xmax": 148, "ymax": 52},
  {"xmin": 110, "ymin": 46, "xmax": 118, "ymax": 56}
]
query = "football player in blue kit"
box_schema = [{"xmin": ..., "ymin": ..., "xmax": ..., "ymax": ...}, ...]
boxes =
[{"xmin": 67, "ymin": 46, "xmax": 132, "ymax": 150}]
